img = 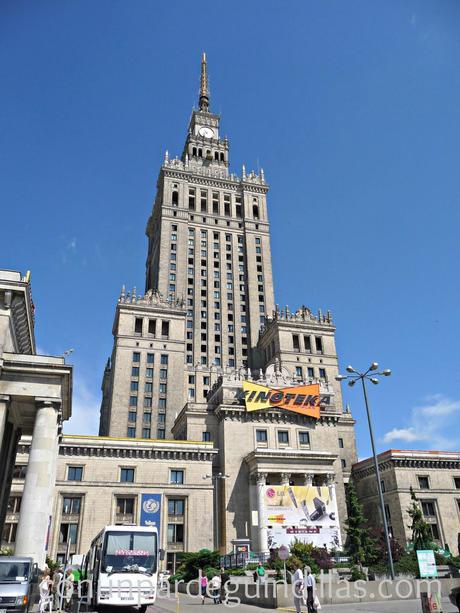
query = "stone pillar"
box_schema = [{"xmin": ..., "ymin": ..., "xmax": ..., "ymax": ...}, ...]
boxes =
[
  {"xmin": 15, "ymin": 400, "xmax": 60, "ymax": 567},
  {"xmin": 0, "ymin": 395, "xmax": 16, "ymax": 531},
  {"xmin": 280, "ymin": 472, "xmax": 291, "ymax": 485},
  {"xmin": 256, "ymin": 472, "xmax": 268, "ymax": 554},
  {"xmin": 303, "ymin": 472, "xmax": 314, "ymax": 487},
  {"xmin": 327, "ymin": 473, "xmax": 336, "ymax": 500}
]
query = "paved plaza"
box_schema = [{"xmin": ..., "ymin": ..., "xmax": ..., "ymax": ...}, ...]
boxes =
[{"xmin": 150, "ymin": 593, "xmax": 458, "ymax": 613}]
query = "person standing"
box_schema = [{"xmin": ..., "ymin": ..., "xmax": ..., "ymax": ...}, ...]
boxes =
[
  {"xmin": 304, "ymin": 566, "xmax": 316, "ymax": 613},
  {"xmin": 52, "ymin": 566, "xmax": 63, "ymax": 611},
  {"xmin": 38, "ymin": 574, "xmax": 52, "ymax": 613},
  {"xmin": 200, "ymin": 573, "xmax": 208, "ymax": 604},
  {"xmin": 210, "ymin": 574, "xmax": 221, "ymax": 604},
  {"xmin": 256, "ymin": 563, "xmax": 266, "ymax": 584},
  {"xmin": 292, "ymin": 563, "xmax": 304, "ymax": 613},
  {"xmin": 220, "ymin": 567, "xmax": 230, "ymax": 604}
]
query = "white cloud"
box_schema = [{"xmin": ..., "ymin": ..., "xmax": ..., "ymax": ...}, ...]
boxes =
[
  {"xmin": 410, "ymin": 13, "xmax": 417, "ymax": 28},
  {"xmin": 383, "ymin": 395, "xmax": 460, "ymax": 450},
  {"xmin": 63, "ymin": 372, "xmax": 100, "ymax": 435}
]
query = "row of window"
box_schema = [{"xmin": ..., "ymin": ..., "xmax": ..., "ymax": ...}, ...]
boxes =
[
  {"xmin": 132, "ymin": 352, "xmax": 167, "ymax": 365},
  {"xmin": 64, "ymin": 466, "xmax": 186, "ymax": 484},
  {"xmin": 295, "ymin": 365, "xmax": 328, "ymax": 380},
  {"xmin": 255, "ymin": 428, "xmax": 311, "ymax": 446},
  {"xmin": 292, "ymin": 334, "xmax": 324, "ymax": 354},
  {"xmin": 134, "ymin": 318, "xmax": 170, "ymax": 338}
]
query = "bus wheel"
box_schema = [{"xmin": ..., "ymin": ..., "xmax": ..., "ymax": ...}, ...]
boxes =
[{"xmin": 139, "ymin": 606, "xmax": 147, "ymax": 613}]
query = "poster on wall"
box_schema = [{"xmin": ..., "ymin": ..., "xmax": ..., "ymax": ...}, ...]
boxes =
[
  {"xmin": 263, "ymin": 485, "xmax": 340, "ymax": 550},
  {"xmin": 140, "ymin": 493, "xmax": 162, "ymax": 541}
]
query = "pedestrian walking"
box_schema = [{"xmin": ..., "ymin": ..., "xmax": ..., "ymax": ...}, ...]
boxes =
[
  {"xmin": 292, "ymin": 563, "xmax": 304, "ymax": 613},
  {"xmin": 200, "ymin": 573, "xmax": 208, "ymax": 604},
  {"xmin": 304, "ymin": 566, "xmax": 317, "ymax": 612}
]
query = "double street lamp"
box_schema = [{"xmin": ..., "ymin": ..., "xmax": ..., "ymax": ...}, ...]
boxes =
[
  {"xmin": 204, "ymin": 472, "xmax": 229, "ymax": 552},
  {"xmin": 336, "ymin": 362, "xmax": 395, "ymax": 580}
]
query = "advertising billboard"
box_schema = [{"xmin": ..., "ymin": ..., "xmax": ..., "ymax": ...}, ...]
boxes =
[
  {"xmin": 241, "ymin": 381, "xmax": 322, "ymax": 419},
  {"xmin": 263, "ymin": 485, "xmax": 340, "ymax": 550},
  {"xmin": 140, "ymin": 493, "xmax": 162, "ymax": 541}
]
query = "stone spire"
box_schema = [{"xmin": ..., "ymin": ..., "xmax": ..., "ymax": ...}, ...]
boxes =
[{"xmin": 199, "ymin": 52, "xmax": 210, "ymax": 112}]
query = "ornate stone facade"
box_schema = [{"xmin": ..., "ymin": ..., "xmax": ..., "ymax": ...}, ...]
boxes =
[{"xmin": 352, "ymin": 450, "xmax": 460, "ymax": 555}]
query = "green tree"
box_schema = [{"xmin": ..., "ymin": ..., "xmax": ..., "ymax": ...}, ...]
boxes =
[
  {"xmin": 175, "ymin": 549, "xmax": 220, "ymax": 582},
  {"xmin": 344, "ymin": 479, "xmax": 378, "ymax": 565},
  {"xmin": 407, "ymin": 487, "xmax": 432, "ymax": 551}
]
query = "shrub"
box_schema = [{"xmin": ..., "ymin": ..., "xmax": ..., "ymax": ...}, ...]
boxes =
[{"xmin": 349, "ymin": 565, "xmax": 367, "ymax": 582}]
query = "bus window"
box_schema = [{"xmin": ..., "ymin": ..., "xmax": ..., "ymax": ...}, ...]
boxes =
[{"xmin": 102, "ymin": 530, "xmax": 157, "ymax": 573}]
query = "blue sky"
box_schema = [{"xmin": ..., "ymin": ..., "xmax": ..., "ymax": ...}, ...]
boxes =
[{"xmin": 1, "ymin": 0, "xmax": 459, "ymax": 457}]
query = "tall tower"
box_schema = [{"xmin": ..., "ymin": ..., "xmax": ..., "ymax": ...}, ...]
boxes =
[{"xmin": 145, "ymin": 54, "xmax": 275, "ymax": 376}]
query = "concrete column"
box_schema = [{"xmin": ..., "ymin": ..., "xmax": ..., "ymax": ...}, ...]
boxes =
[
  {"xmin": 0, "ymin": 395, "xmax": 8, "ymax": 446},
  {"xmin": 303, "ymin": 472, "xmax": 314, "ymax": 487},
  {"xmin": 256, "ymin": 472, "xmax": 268, "ymax": 554},
  {"xmin": 15, "ymin": 400, "xmax": 60, "ymax": 568},
  {"xmin": 280, "ymin": 472, "xmax": 291, "ymax": 485},
  {"xmin": 327, "ymin": 473, "xmax": 336, "ymax": 500}
]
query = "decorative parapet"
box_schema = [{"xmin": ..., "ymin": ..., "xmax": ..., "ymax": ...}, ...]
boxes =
[
  {"xmin": 161, "ymin": 153, "xmax": 267, "ymax": 186},
  {"xmin": 118, "ymin": 286, "xmax": 185, "ymax": 310}
]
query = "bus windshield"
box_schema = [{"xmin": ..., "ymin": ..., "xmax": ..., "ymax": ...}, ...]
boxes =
[{"xmin": 102, "ymin": 531, "xmax": 157, "ymax": 574}]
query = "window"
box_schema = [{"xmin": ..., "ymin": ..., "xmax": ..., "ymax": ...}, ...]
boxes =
[
  {"xmin": 256, "ymin": 429, "xmax": 268, "ymax": 443},
  {"xmin": 147, "ymin": 353, "xmax": 154, "ymax": 364},
  {"xmin": 381, "ymin": 480, "xmax": 386, "ymax": 493},
  {"xmin": 62, "ymin": 497, "xmax": 81, "ymax": 515},
  {"xmin": 2, "ymin": 523, "xmax": 17, "ymax": 544},
  {"xmin": 142, "ymin": 428, "xmax": 151, "ymax": 439},
  {"xmin": 278, "ymin": 431, "xmax": 289, "ymax": 445},
  {"xmin": 120, "ymin": 468, "xmax": 135, "ymax": 483},
  {"xmin": 299, "ymin": 431, "xmax": 310, "ymax": 446},
  {"xmin": 418, "ymin": 476, "xmax": 430, "ymax": 489},
  {"xmin": 13, "ymin": 465, "xmax": 27, "ymax": 480},
  {"xmin": 129, "ymin": 396, "xmax": 138, "ymax": 407},
  {"xmin": 454, "ymin": 477, "xmax": 460, "ymax": 489},
  {"xmin": 172, "ymin": 190, "xmax": 178, "ymax": 206},
  {"xmin": 146, "ymin": 367, "xmax": 153, "ymax": 378},
  {"xmin": 170, "ymin": 470, "xmax": 184, "ymax": 484},
  {"xmin": 157, "ymin": 429, "xmax": 166, "ymax": 439},
  {"xmin": 307, "ymin": 367, "xmax": 314, "ymax": 378},
  {"xmin": 134, "ymin": 318, "xmax": 143, "ymax": 335},
  {"xmin": 67, "ymin": 466, "xmax": 83, "ymax": 481},
  {"xmin": 144, "ymin": 397, "xmax": 152, "ymax": 408},
  {"xmin": 189, "ymin": 188, "xmax": 195, "ymax": 210},
  {"xmin": 338, "ymin": 437, "xmax": 344, "ymax": 449},
  {"xmin": 116, "ymin": 497, "xmax": 134, "ymax": 515},
  {"xmin": 429, "ymin": 524, "xmax": 440, "ymax": 540},
  {"xmin": 384, "ymin": 504, "xmax": 391, "ymax": 523},
  {"xmin": 128, "ymin": 411, "xmax": 137, "ymax": 422},
  {"xmin": 421, "ymin": 501, "xmax": 436, "ymax": 517},
  {"xmin": 315, "ymin": 336, "xmax": 323, "ymax": 353},
  {"xmin": 59, "ymin": 523, "xmax": 78, "ymax": 544},
  {"xmin": 295, "ymin": 366, "xmax": 302, "ymax": 378},
  {"xmin": 127, "ymin": 427, "xmax": 136, "ymax": 437},
  {"xmin": 304, "ymin": 336, "xmax": 311, "ymax": 353},
  {"xmin": 168, "ymin": 499, "xmax": 185, "ymax": 516},
  {"xmin": 130, "ymin": 381, "xmax": 139, "ymax": 391},
  {"xmin": 202, "ymin": 431, "xmax": 211, "ymax": 442},
  {"xmin": 143, "ymin": 412, "xmax": 151, "ymax": 423},
  {"xmin": 319, "ymin": 368, "xmax": 327, "ymax": 380},
  {"xmin": 131, "ymin": 366, "xmax": 140, "ymax": 377},
  {"xmin": 161, "ymin": 321, "xmax": 170, "ymax": 338},
  {"xmin": 167, "ymin": 524, "xmax": 184, "ymax": 544},
  {"xmin": 161, "ymin": 354, "xmax": 169, "ymax": 365},
  {"xmin": 133, "ymin": 351, "xmax": 141, "ymax": 363},
  {"xmin": 159, "ymin": 383, "xmax": 167, "ymax": 394},
  {"xmin": 160, "ymin": 368, "xmax": 168, "ymax": 380},
  {"xmin": 7, "ymin": 496, "xmax": 21, "ymax": 513},
  {"xmin": 341, "ymin": 459, "xmax": 347, "ymax": 468},
  {"xmin": 148, "ymin": 319, "xmax": 156, "ymax": 335}
]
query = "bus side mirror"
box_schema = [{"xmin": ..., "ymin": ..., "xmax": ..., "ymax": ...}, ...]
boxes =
[{"xmin": 159, "ymin": 549, "xmax": 165, "ymax": 561}]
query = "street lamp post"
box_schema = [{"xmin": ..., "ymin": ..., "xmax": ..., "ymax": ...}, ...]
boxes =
[
  {"xmin": 204, "ymin": 472, "xmax": 229, "ymax": 551},
  {"xmin": 336, "ymin": 362, "xmax": 395, "ymax": 580}
]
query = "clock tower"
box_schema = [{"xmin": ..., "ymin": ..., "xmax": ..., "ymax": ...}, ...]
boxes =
[{"xmin": 181, "ymin": 53, "xmax": 229, "ymax": 174}]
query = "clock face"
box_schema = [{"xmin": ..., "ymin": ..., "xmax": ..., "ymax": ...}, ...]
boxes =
[{"xmin": 198, "ymin": 127, "xmax": 214, "ymax": 138}]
